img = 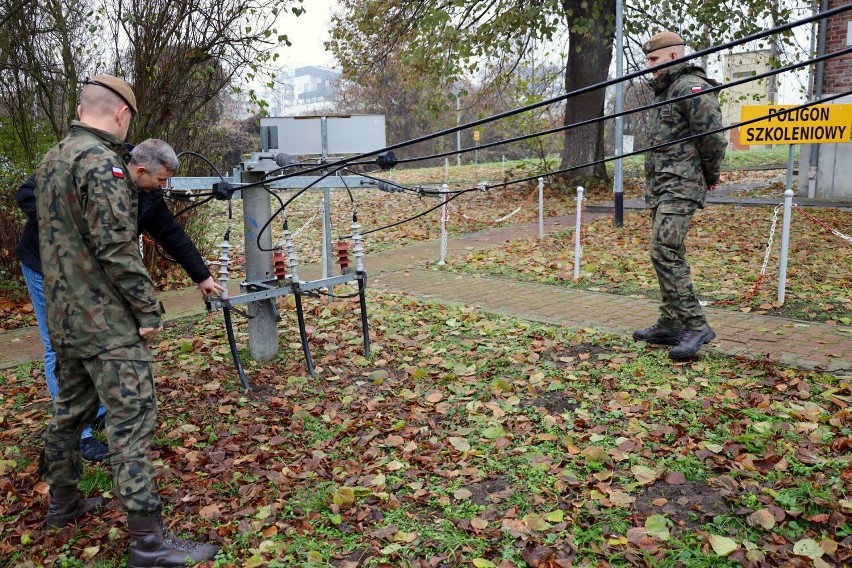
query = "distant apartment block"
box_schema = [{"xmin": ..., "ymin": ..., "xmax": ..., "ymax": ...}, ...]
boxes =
[{"xmin": 265, "ymin": 66, "xmax": 340, "ymax": 116}]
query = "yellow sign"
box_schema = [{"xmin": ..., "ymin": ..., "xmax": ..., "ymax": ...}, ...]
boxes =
[
  {"xmin": 473, "ymin": 130, "xmax": 480, "ymax": 142},
  {"xmin": 739, "ymin": 104, "xmax": 852, "ymax": 145}
]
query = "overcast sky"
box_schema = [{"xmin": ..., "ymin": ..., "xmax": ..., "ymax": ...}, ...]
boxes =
[
  {"xmin": 268, "ymin": 0, "xmax": 809, "ymax": 104},
  {"xmin": 276, "ymin": 0, "xmax": 338, "ymax": 69}
]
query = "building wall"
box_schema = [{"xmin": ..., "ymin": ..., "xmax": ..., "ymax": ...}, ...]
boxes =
[
  {"xmin": 812, "ymin": 2, "xmax": 852, "ymax": 198},
  {"xmin": 823, "ymin": 0, "xmax": 852, "ymax": 94},
  {"xmin": 815, "ymin": 94, "xmax": 852, "ymax": 198}
]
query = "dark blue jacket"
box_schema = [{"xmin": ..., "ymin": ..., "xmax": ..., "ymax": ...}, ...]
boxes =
[{"xmin": 16, "ymin": 174, "xmax": 211, "ymax": 283}]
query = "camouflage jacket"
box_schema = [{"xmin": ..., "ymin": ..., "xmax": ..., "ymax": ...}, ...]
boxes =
[
  {"xmin": 644, "ymin": 62, "xmax": 727, "ymax": 208},
  {"xmin": 35, "ymin": 122, "xmax": 161, "ymax": 358}
]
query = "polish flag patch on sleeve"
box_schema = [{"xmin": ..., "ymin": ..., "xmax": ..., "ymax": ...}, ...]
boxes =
[
  {"xmin": 691, "ymin": 86, "xmax": 703, "ymax": 93},
  {"xmin": 112, "ymin": 166, "xmax": 125, "ymax": 178}
]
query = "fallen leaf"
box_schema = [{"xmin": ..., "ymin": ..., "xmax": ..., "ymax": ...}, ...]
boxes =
[
  {"xmin": 470, "ymin": 517, "xmax": 489, "ymax": 530},
  {"xmin": 426, "ymin": 390, "xmax": 443, "ymax": 403},
  {"xmin": 609, "ymin": 490, "xmax": 635, "ymax": 506},
  {"xmin": 521, "ymin": 545, "xmax": 555, "ymax": 567},
  {"xmin": 664, "ymin": 471, "xmax": 686, "ymax": 485},
  {"xmin": 333, "ymin": 487, "xmax": 355, "ymax": 510},
  {"xmin": 631, "ymin": 465, "xmax": 659, "ymax": 485},
  {"xmin": 792, "ymin": 538, "xmax": 824, "ymax": 559},
  {"xmin": 454, "ymin": 488, "xmax": 473, "ymax": 500},
  {"xmin": 481, "ymin": 425, "xmax": 505, "ymax": 439},
  {"xmin": 448, "ymin": 437, "xmax": 471, "ymax": 451},
  {"xmin": 644, "ymin": 514, "xmax": 670, "ymax": 541},
  {"xmin": 580, "ymin": 445, "xmax": 607, "ymax": 463},
  {"xmin": 708, "ymin": 534, "xmax": 739, "ymax": 556},
  {"xmin": 626, "ymin": 527, "xmax": 648, "ymax": 544},
  {"xmin": 747, "ymin": 509, "xmax": 776, "ymax": 530},
  {"xmin": 199, "ymin": 503, "xmax": 221, "ymax": 519},
  {"xmin": 81, "ymin": 546, "xmax": 99, "ymax": 560}
]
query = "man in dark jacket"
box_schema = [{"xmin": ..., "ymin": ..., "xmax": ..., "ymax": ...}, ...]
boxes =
[
  {"xmin": 17, "ymin": 140, "xmax": 222, "ymax": 462},
  {"xmin": 632, "ymin": 31, "xmax": 727, "ymax": 361}
]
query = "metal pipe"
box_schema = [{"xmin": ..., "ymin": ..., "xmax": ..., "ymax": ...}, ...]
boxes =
[
  {"xmin": 438, "ymin": 184, "xmax": 449, "ymax": 265},
  {"xmin": 778, "ymin": 186, "xmax": 795, "ymax": 304},
  {"xmin": 614, "ymin": 0, "xmax": 625, "ymax": 228},
  {"xmin": 574, "ymin": 186, "xmax": 584, "ymax": 280},
  {"xmin": 538, "ymin": 177, "xmax": 544, "ymax": 239},
  {"xmin": 809, "ymin": 0, "xmax": 829, "ymax": 187}
]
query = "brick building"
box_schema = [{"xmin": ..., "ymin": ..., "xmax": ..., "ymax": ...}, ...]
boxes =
[
  {"xmin": 800, "ymin": 2, "xmax": 852, "ymax": 198},
  {"xmin": 823, "ymin": 0, "xmax": 852, "ymax": 94}
]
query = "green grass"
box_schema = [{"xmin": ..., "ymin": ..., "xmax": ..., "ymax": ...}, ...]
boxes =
[{"xmin": 3, "ymin": 291, "xmax": 850, "ymax": 567}]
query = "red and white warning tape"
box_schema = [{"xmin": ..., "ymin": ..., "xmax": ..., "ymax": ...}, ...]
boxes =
[
  {"xmin": 794, "ymin": 205, "xmax": 852, "ymax": 246},
  {"xmin": 449, "ymin": 187, "xmax": 538, "ymax": 224}
]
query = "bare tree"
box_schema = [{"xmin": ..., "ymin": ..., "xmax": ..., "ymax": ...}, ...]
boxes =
[
  {"xmin": 0, "ymin": 0, "xmax": 97, "ymax": 164},
  {"xmin": 96, "ymin": 0, "xmax": 300, "ymax": 152}
]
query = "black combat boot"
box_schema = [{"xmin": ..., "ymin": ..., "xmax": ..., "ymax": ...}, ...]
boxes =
[
  {"xmin": 45, "ymin": 485, "xmax": 105, "ymax": 528},
  {"xmin": 127, "ymin": 512, "xmax": 218, "ymax": 567},
  {"xmin": 632, "ymin": 325, "xmax": 681, "ymax": 345},
  {"xmin": 669, "ymin": 327, "xmax": 716, "ymax": 361}
]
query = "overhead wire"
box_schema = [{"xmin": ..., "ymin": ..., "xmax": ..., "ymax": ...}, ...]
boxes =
[
  {"xmin": 250, "ymin": 2, "xmax": 851, "ymax": 186},
  {"xmin": 348, "ymin": 87, "xmax": 852, "ymax": 239},
  {"xmin": 254, "ymin": 164, "xmax": 348, "ymax": 252},
  {"xmin": 393, "ymin": 44, "xmax": 852, "ymax": 166},
  {"xmin": 169, "ymin": 5, "xmax": 852, "ymax": 247}
]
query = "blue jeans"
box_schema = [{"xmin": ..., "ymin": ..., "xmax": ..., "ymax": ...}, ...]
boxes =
[{"xmin": 21, "ymin": 263, "xmax": 106, "ymax": 440}]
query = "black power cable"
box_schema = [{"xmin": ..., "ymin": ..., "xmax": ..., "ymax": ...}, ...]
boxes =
[
  {"xmin": 176, "ymin": 150, "xmax": 227, "ymax": 181},
  {"xmin": 394, "ymin": 44, "xmax": 852, "ymax": 166},
  {"xmin": 165, "ymin": 7, "xmax": 852, "ymax": 249},
  {"xmin": 254, "ymin": 165, "xmax": 345, "ymax": 252},
  {"xmin": 250, "ymin": 3, "xmax": 852, "ymax": 185},
  {"xmin": 348, "ymin": 88, "xmax": 852, "ymax": 239}
]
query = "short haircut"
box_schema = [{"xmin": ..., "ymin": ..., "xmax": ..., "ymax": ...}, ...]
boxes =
[
  {"xmin": 79, "ymin": 83, "xmax": 126, "ymax": 116},
  {"xmin": 129, "ymin": 139, "xmax": 180, "ymax": 173}
]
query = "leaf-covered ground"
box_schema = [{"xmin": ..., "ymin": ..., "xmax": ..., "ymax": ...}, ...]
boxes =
[
  {"xmin": 441, "ymin": 205, "xmax": 852, "ymax": 324},
  {"xmin": 0, "ymin": 164, "xmax": 822, "ymax": 331},
  {"xmin": 2, "ymin": 291, "xmax": 851, "ymax": 567},
  {"xmin": 0, "ymin": 180, "xmax": 576, "ymax": 333}
]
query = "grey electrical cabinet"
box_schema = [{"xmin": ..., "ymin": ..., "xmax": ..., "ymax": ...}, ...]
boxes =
[{"xmin": 260, "ymin": 115, "xmax": 386, "ymax": 156}]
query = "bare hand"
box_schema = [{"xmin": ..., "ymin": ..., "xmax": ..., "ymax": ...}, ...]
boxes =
[
  {"xmin": 709, "ymin": 174, "xmax": 725, "ymax": 191},
  {"xmin": 139, "ymin": 326, "xmax": 163, "ymax": 339},
  {"xmin": 197, "ymin": 276, "xmax": 225, "ymax": 297}
]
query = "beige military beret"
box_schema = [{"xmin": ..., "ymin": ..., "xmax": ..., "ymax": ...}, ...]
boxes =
[
  {"xmin": 642, "ymin": 31, "xmax": 686, "ymax": 55},
  {"xmin": 85, "ymin": 74, "xmax": 137, "ymax": 114}
]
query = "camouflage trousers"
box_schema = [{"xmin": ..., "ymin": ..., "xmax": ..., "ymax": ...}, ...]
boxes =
[
  {"xmin": 649, "ymin": 200, "xmax": 708, "ymax": 331},
  {"xmin": 40, "ymin": 341, "xmax": 161, "ymax": 517}
]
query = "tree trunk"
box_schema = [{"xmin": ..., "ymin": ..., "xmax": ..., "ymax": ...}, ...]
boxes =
[{"xmin": 559, "ymin": 0, "xmax": 616, "ymax": 187}]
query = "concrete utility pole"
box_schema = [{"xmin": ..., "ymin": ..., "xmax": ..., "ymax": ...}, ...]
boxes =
[{"xmin": 241, "ymin": 170, "xmax": 278, "ymax": 361}]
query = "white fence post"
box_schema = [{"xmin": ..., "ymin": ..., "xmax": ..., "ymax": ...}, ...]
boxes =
[
  {"xmin": 778, "ymin": 188, "xmax": 794, "ymax": 304},
  {"xmin": 538, "ymin": 177, "xmax": 544, "ymax": 239},
  {"xmin": 438, "ymin": 183, "xmax": 449, "ymax": 265},
  {"xmin": 574, "ymin": 186, "xmax": 584, "ymax": 280}
]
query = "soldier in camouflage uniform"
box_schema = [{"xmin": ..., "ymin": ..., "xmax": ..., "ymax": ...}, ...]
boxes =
[
  {"xmin": 632, "ymin": 32, "xmax": 728, "ymax": 361},
  {"xmin": 35, "ymin": 75, "xmax": 217, "ymax": 566}
]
